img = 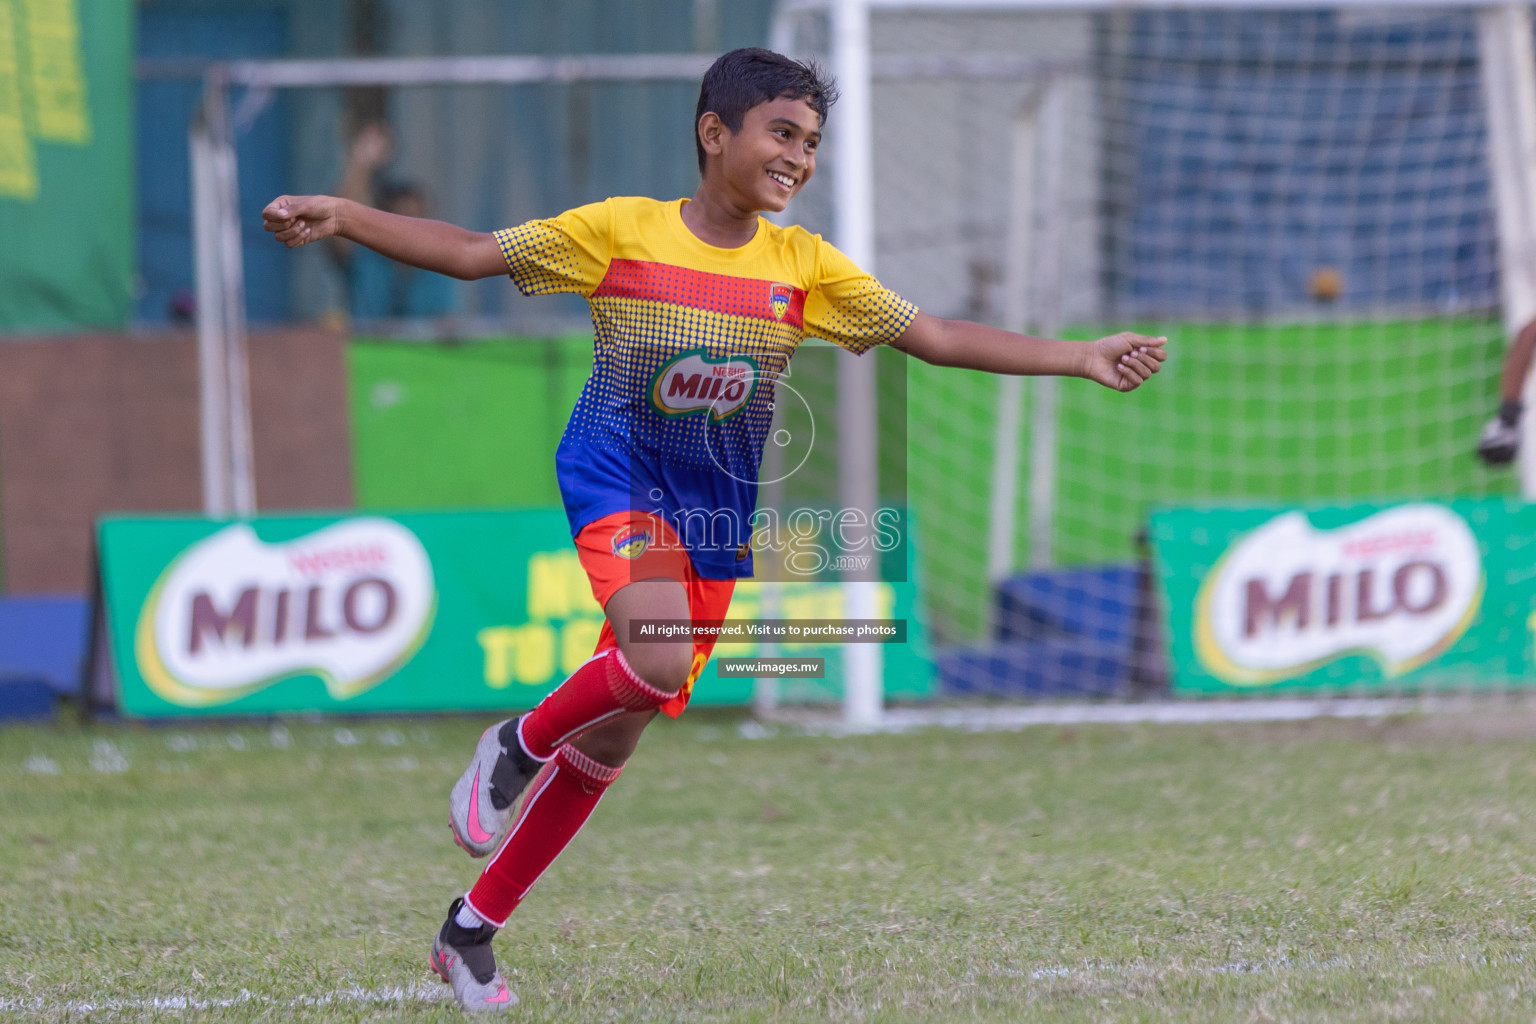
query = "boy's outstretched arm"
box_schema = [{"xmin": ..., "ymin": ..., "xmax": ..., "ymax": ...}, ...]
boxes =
[
  {"xmin": 261, "ymin": 195, "xmax": 507, "ymax": 281},
  {"xmin": 891, "ymin": 311, "xmax": 1167, "ymax": 392}
]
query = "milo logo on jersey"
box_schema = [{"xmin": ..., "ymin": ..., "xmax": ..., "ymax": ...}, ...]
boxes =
[{"xmin": 650, "ymin": 349, "xmax": 760, "ymax": 422}]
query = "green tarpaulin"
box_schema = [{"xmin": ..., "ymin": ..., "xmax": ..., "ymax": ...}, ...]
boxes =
[{"xmin": 0, "ymin": 0, "xmax": 132, "ymax": 331}]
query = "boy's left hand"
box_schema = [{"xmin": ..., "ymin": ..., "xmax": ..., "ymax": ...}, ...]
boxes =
[{"xmin": 1084, "ymin": 332, "xmax": 1168, "ymax": 392}]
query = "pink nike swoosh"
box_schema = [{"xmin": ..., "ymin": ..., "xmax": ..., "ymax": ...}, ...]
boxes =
[
  {"xmin": 485, "ymin": 984, "xmax": 511, "ymax": 1004},
  {"xmin": 465, "ymin": 766, "xmax": 495, "ymax": 844}
]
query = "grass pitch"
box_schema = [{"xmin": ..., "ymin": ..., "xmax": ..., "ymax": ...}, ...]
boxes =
[{"xmin": 2, "ymin": 707, "xmax": 1535, "ymax": 1022}]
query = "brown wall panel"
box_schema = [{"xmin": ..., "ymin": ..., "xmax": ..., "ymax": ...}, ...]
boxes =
[{"xmin": 0, "ymin": 329, "xmax": 354, "ymax": 593}]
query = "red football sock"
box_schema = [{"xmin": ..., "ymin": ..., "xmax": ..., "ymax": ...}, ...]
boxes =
[
  {"xmin": 515, "ymin": 647, "xmax": 673, "ymax": 760},
  {"xmin": 464, "ymin": 745, "xmax": 621, "ymax": 927}
]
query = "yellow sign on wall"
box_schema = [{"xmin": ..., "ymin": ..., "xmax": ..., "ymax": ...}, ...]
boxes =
[
  {"xmin": 0, "ymin": 0, "xmax": 90, "ymax": 201},
  {"xmin": 473, "ymin": 547, "xmax": 903, "ymax": 690}
]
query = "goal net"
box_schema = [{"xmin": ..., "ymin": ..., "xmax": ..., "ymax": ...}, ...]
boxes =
[
  {"xmin": 776, "ymin": 0, "xmax": 1535, "ymax": 705},
  {"xmin": 188, "ymin": 2, "xmax": 1536, "ymax": 714}
]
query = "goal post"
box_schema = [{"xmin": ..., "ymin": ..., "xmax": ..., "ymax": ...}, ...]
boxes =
[
  {"xmin": 183, "ymin": 4, "xmax": 1536, "ymax": 712},
  {"xmin": 774, "ymin": 0, "xmax": 1536, "ymax": 709},
  {"xmin": 190, "ymin": 71, "xmax": 256, "ymax": 517},
  {"xmin": 180, "ymin": 49, "xmax": 897, "ymax": 727},
  {"xmin": 183, "ymin": 52, "xmax": 717, "ymax": 523},
  {"xmin": 1476, "ymin": 3, "xmax": 1536, "ymax": 496}
]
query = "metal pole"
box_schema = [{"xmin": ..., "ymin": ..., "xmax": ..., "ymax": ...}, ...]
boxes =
[
  {"xmin": 213, "ymin": 117, "xmax": 258, "ymax": 516},
  {"xmin": 763, "ymin": 3, "xmax": 816, "ymax": 716},
  {"xmin": 768, "ymin": 3, "xmax": 799, "ymax": 55},
  {"xmin": 1026, "ymin": 76, "xmax": 1068, "ymax": 566},
  {"xmin": 193, "ymin": 72, "xmax": 257, "ymax": 517},
  {"xmin": 191, "ymin": 79, "xmax": 231, "ymax": 516},
  {"xmin": 832, "ymin": 0, "xmax": 884, "ymax": 730},
  {"xmin": 988, "ymin": 94, "xmax": 1042, "ymax": 586}
]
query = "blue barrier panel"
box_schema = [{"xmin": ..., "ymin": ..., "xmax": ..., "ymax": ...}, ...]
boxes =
[
  {"xmin": 994, "ymin": 566, "xmax": 1140, "ymax": 646},
  {"xmin": 935, "ymin": 637, "xmax": 1128, "ymax": 698},
  {"xmin": 0, "ymin": 596, "xmax": 91, "ymax": 696},
  {"xmin": 937, "ymin": 566, "xmax": 1142, "ymax": 698},
  {"xmin": 0, "ymin": 677, "xmax": 56, "ymax": 720}
]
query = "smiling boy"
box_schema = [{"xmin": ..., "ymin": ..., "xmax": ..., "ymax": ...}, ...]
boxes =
[{"xmin": 263, "ymin": 48, "xmax": 1166, "ymax": 1013}]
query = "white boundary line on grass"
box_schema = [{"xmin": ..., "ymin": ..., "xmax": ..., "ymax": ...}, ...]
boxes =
[
  {"xmin": 0, "ymin": 981, "xmax": 448, "ymax": 1015},
  {"xmin": 768, "ymin": 695, "xmax": 1523, "ymax": 735},
  {"xmin": 1013, "ymin": 948, "xmax": 1525, "ymax": 983},
  {"xmin": 5, "ymin": 950, "xmax": 1523, "ymax": 1015}
]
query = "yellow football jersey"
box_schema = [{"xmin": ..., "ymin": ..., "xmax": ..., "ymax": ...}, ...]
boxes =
[{"xmin": 494, "ymin": 195, "xmax": 917, "ymax": 577}]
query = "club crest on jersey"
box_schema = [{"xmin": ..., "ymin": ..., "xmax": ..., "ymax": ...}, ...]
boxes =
[
  {"xmin": 650, "ymin": 349, "xmax": 759, "ymax": 422},
  {"xmin": 769, "ymin": 282, "xmax": 793, "ymax": 321},
  {"xmin": 611, "ymin": 525, "xmax": 651, "ymax": 560}
]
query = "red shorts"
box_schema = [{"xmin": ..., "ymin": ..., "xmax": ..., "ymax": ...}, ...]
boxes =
[{"xmin": 573, "ymin": 510, "xmax": 735, "ymax": 718}]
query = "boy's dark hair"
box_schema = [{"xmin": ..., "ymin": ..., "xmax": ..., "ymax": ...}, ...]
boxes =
[{"xmin": 694, "ymin": 48, "xmax": 838, "ymax": 173}]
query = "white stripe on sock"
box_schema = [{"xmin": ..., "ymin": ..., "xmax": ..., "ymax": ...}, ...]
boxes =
[
  {"xmin": 550, "ymin": 707, "xmax": 627, "ymax": 749},
  {"xmin": 514, "ymin": 716, "xmax": 553, "ymax": 763},
  {"xmin": 455, "ymin": 899, "xmax": 485, "ymax": 930},
  {"xmin": 480, "ymin": 762, "xmax": 562, "ymax": 907}
]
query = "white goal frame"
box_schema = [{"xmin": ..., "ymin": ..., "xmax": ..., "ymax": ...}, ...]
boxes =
[
  {"xmin": 185, "ymin": 50, "xmax": 900, "ymax": 727},
  {"xmin": 186, "ymin": 4, "xmax": 1536, "ymax": 729},
  {"xmin": 185, "ymin": 53, "xmax": 715, "ymax": 518},
  {"xmin": 770, "ymin": 0, "xmax": 1536, "ymax": 728}
]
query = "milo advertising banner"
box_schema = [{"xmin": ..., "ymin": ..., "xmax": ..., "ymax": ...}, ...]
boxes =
[
  {"xmin": 1149, "ymin": 500, "xmax": 1533, "ymax": 694},
  {"xmin": 98, "ymin": 510, "xmax": 932, "ymax": 718}
]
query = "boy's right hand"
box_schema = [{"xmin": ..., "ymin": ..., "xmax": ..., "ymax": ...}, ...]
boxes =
[{"xmin": 262, "ymin": 195, "xmax": 343, "ymax": 248}]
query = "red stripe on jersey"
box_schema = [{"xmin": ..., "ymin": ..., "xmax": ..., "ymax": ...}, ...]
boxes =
[{"xmin": 591, "ymin": 258, "xmax": 806, "ymax": 329}]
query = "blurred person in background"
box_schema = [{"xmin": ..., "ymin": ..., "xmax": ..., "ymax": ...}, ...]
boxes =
[
  {"xmin": 1476, "ymin": 316, "xmax": 1536, "ymax": 466},
  {"xmin": 330, "ymin": 121, "xmax": 456, "ymax": 320}
]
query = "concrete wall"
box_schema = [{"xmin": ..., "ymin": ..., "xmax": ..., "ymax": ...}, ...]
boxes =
[{"xmin": 0, "ymin": 328, "xmax": 354, "ymax": 593}]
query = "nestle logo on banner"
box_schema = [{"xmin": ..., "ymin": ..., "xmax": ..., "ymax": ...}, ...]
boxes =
[
  {"xmin": 1195, "ymin": 504, "xmax": 1483, "ymax": 684},
  {"xmin": 135, "ymin": 519, "xmax": 436, "ymax": 707}
]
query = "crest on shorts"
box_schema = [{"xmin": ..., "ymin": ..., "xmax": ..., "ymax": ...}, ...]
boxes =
[
  {"xmin": 769, "ymin": 282, "xmax": 792, "ymax": 321},
  {"xmin": 611, "ymin": 526, "xmax": 652, "ymax": 560}
]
